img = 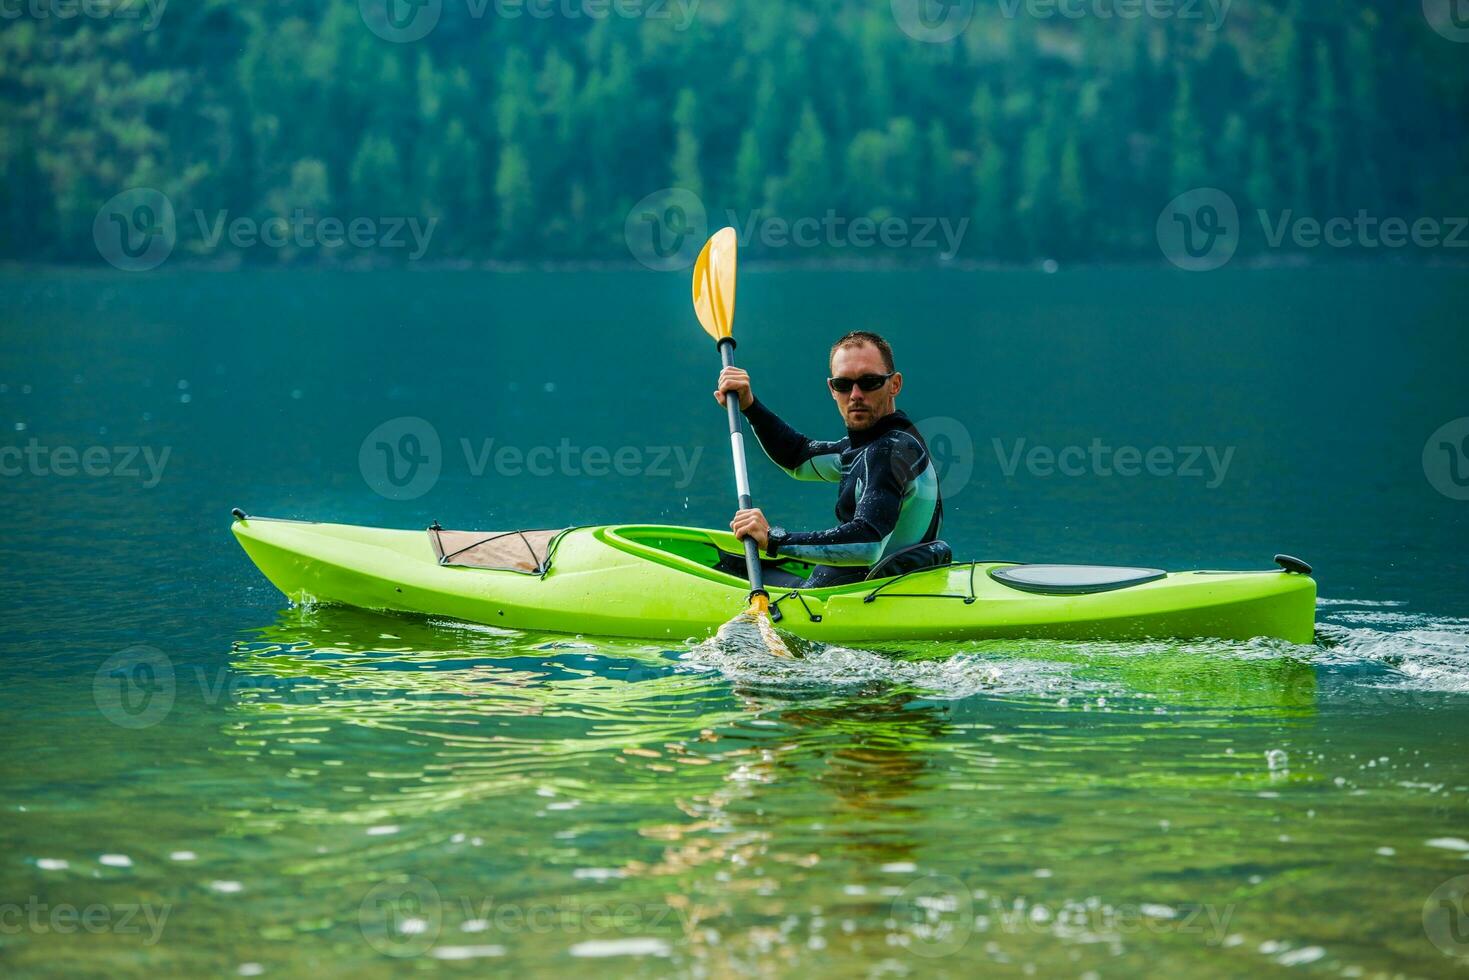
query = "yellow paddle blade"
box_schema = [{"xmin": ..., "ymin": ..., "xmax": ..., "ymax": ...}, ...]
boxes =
[
  {"xmin": 711, "ymin": 604, "xmax": 794, "ymax": 660},
  {"xmin": 692, "ymin": 227, "xmax": 738, "ymax": 342}
]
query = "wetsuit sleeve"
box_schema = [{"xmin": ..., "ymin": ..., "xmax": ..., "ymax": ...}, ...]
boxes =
[
  {"xmin": 776, "ymin": 434, "xmax": 921, "ymax": 567},
  {"xmin": 742, "ymin": 397, "xmax": 844, "ymax": 483}
]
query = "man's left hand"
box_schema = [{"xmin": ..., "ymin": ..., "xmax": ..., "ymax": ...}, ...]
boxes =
[{"xmin": 730, "ymin": 508, "xmax": 771, "ymax": 551}]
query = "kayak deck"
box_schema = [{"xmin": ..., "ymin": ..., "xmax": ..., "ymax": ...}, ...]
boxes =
[{"xmin": 232, "ymin": 516, "xmax": 1317, "ymax": 644}]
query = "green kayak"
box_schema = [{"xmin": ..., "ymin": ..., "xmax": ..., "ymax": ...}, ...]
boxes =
[{"xmin": 231, "ymin": 512, "xmax": 1316, "ymax": 644}]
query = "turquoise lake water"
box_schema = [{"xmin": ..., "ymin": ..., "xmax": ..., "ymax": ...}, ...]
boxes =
[{"xmin": 2, "ymin": 265, "xmax": 1467, "ymax": 976}]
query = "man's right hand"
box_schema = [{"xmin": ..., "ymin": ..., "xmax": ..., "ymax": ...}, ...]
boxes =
[{"xmin": 714, "ymin": 366, "xmax": 755, "ymax": 411}]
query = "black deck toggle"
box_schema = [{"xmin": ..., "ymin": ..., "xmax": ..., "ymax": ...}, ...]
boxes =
[{"xmin": 1274, "ymin": 554, "xmax": 1312, "ymax": 575}]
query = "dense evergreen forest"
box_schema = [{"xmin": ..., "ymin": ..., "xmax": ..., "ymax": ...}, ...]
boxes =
[{"xmin": 2, "ymin": 0, "xmax": 1466, "ymax": 264}]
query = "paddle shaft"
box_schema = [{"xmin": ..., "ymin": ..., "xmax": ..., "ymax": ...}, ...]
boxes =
[{"xmin": 718, "ymin": 338, "xmax": 767, "ymax": 600}]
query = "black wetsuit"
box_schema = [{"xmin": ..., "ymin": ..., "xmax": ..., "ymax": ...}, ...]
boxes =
[{"xmin": 743, "ymin": 399, "xmax": 944, "ymax": 587}]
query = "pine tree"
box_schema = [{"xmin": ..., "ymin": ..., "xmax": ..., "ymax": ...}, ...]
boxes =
[
  {"xmin": 671, "ymin": 89, "xmax": 703, "ymax": 197},
  {"xmin": 349, "ymin": 132, "xmax": 404, "ymax": 217},
  {"xmin": 844, "ymin": 130, "xmax": 888, "ymax": 219},
  {"xmin": 1057, "ymin": 133, "xmax": 1086, "ymax": 254},
  {"xmin": 1016, "ymin": 114, "xmax": 1056, "ymax": 259},
  {"xmin": 885, "ymin": 118, "xmax": 920, "ymax": 216},
  {"xmin": 776, "ymin": 102, "xmax": 830, "ymax": 222},
  {"xmin": 1168, "ymin": 72, "xmax": 1207, "ymax": 195},
  {"xmin": 734, "ymin": 131, "xmax": 765, "ymax": 211},
  {"xmin": 495, "ymin": 142, "xmax": 533, "ymax": 253},
  {"xmin": 1311, "ymin": 40, "xmax": 1340, "ymax": 216},
  {"xmin": 926, "ymin": 120, "xmax": 957, "ymax": 218},
  {"xmin": 971, "ymin": 138, "xmax": 1009, "ymax": 258}
]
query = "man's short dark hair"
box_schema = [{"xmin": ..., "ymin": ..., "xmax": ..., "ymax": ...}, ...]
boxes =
[{"xmin": 830, "ymin": 331, "xmax": 895, "ymax": 373}]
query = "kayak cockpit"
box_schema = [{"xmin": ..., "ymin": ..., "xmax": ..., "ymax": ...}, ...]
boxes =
[{"xmin": 599, "ymin": 525, "xmax": 818, "ymax": 588}]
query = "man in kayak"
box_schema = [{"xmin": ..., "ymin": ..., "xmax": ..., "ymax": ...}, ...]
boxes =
[{"xmin": 715, "ymin": 330, "xmax": 944, "ymax": 587}]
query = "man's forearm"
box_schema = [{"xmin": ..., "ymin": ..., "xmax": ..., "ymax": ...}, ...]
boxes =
[
  {"xmin": 776, "ymin": 520, "xmax": 888, "ymax": 566},
  {"xmin": 742, "ymin": 398, "xmax": 813, "ymax": 472},
  {"xmin": 743, "ymin": 398, "xmax": 844, "ymax": 483}
]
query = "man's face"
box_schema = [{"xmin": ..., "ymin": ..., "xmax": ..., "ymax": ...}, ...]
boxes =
[{"xmin": 829, "ymin": 343, "xmax": 902, "ymax": 431}]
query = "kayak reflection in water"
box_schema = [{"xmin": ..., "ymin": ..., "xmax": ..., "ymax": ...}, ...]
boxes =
[{"xmin": 716, "ymin": 330, "xmax": 945, "ymax": 588}]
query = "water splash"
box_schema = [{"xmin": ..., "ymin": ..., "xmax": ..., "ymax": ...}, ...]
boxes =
[{"xmin": 709, "ymin": 608, "xmax": 796, "ymax": 660}]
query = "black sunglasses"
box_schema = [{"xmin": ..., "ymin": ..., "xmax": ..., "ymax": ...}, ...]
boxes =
[{"xmin": 827, "ymin": 373, "xmax": 894, "ymax": 394}]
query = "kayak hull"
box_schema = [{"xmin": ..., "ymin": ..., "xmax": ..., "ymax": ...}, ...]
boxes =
[{"xmin": 232, "ymin": 517, "xmax": 1317, "ymax": 644}]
